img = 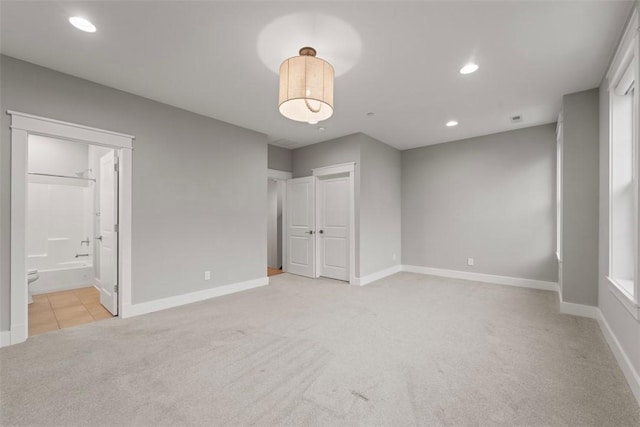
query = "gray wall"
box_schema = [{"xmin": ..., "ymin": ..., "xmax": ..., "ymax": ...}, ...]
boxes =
[
  {"xmin": 0, "ymin": 56, "xmax": 267, "ymax": 330},
  {"xmin": 267, "ymin": 144, "xmax": 292, "ymax": 172},
  {"xmin": 561, "ymin": 89, "xmax": 600, "ymax": 306},
  {"xmin": 359, "ymin": 134, "xmax": 402, "ymax": 276},
  {"xmin": 292, "ymin": 135, "xmax": 361, "ymax": 178},
  {"xmin": 597, "ymin": 2, "xmax": 640, "ymax": 376},
  {"xmin": 402, "ymin": 124, "xmax": 558, "ymax": 282}
]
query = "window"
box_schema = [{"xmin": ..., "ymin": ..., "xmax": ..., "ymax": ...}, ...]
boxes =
[{"xmin": 608, "ymin": 11, "xmax": 638, "ymax": 305}]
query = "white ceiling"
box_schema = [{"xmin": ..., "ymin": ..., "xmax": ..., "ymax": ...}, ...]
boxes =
[{"xmin": 0, "ymin": 1, "xmax": 633, "ymax": 150}]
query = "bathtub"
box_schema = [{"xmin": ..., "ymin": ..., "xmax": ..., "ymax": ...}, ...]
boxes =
[{"xmin": 30, "ymin": 262, "xmax": 95, "ymax": 294}]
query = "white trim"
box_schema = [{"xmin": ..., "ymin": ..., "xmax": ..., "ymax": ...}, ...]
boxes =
[
  {"xmin": 8, "ymin": 111, "xmax": 134, "ymax": 344},
  {"xmin": 10, "ymin": 128, "xmax": 28, "ymax": 346},
  {"xmin": 606, "ymin": 10, "xmax": 638, "ymax": 84},
  {"xmin": 0, "ymin": 331, "xmax": 12, "ymax": 348},
  {"xmin": 123, "ymin": 277, "xmax": 269, "ymax": 317},
  {"xmin": 309, "ymin": 163, "xmax": 356, "ymax": 285},
  {"xmin": 557, "ymin": 291, "xmax": 599, "ymax": 319},
  {"xmin": 267, "ymin": 169, "xmax": 292, "ymax": 181},
  {"xmin": 354, "ymin": 265, "xmax": 402, "ymax": 286},
  {"xmin": 9, "ymin": 110, "xmax": 134, "ymax": 148},
  {"xmin": 401, "ymin": 265, "xmax": 559, "ymax": 292},
  {"xmin": 312, "ymin": 162, "xmax": 355, "ymax": 177},
  {"xmin": 597, "ymin": 309, "xmax": 640, "ymax": 406},
  {"xmin": 348, "ymin": 169, "xmax": 356, "ymax": 285},
  {"xmin": 607, "ymin": 8, "xmax": 640, "ymax": 306},
  {"xmin": 607, "ymin": 277, "xmax": 640, "ymax": 320}
]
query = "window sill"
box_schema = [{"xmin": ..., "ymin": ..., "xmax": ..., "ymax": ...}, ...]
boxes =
[{"xmin": 606, "ymin": 276, "xmax": 640, "ymax": 321}]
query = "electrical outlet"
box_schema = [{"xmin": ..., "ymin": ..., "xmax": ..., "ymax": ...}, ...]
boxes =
[
  {"xmin": 467, "ymin": 258, "xmax": 474, "ymax": 266},
  {"xmin": 204, "ymin": 271, "xmax": 211, "ymax": 281}
]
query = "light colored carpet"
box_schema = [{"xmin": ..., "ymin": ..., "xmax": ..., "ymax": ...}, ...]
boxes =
[{"xmin": 1, "ymin": 272, "xmax": 639, "ymax": 426}]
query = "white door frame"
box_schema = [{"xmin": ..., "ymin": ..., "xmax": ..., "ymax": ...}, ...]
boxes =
[
  {"xmin": 267, "ymin": 169, "xmax": 292, "ymax": 273},
  {"xmin": 8, "ymin": 111, "xmax": 134, "ymax": 345},
  {"xmin": 312, "ymin": 162, "xmax": 356, "ymax": 285}
]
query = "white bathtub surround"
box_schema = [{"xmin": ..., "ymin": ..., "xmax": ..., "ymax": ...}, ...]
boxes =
[
  {"xmin": 26, "ymin": 136, "xmax": 98, "ymax": 293},
  {"xmin": 29, "ymin": 264, "xmax": 94, "ymax": 294}
]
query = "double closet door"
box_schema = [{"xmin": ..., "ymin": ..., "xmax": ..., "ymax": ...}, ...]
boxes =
[{"xmin": 285, "ymin": 173, "xmax": 351, "ymax": 282}]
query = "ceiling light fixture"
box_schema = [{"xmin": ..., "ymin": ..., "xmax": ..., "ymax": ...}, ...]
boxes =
[
  {"xmin": 279, "ymin": 47, "xmax": 334, "ymax": 123},
  {"xmin": 69, "ymin": 16, "xmax": 96, "ymax": 33},
  {"xmin": 446, "ymin": 120, "xmax": 459, "ymax": 127},
  {"xmin": 459, "ymin": 63, "xmax": 478, "ymax": 75}
]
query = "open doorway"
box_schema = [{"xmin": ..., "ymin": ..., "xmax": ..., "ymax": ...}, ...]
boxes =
[
  {"xmin": 26, "ymin": 136, "xmax": 118, "ymax": 336},
  {"xmin": 267, "ymin": 169, "xmax": 292, "ymax": 277},
  {"xmin": 9, "ymin": 111, "xmax": 133, "ymax": 346}
]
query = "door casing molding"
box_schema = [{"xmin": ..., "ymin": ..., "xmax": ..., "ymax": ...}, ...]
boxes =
[
  {"xmin": 312, "ymin": 162, "xmax": 356, "ymax": 285},
  {"xmin": 7, "ymin": 111, "xmax": 134, "ymax": 346},
  {"xmin": 267, "ymin": 169, "xmax": 292, "ymax": 273}
]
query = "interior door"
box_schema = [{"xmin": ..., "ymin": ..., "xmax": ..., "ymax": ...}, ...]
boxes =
[
  {"xmin": 98, "ymin": 150, "xmax": 118, "ymax": 315},
  {"xmin": 317, "ymin": 175, "xmax": 350, "ymax": 281},
  {"xmin": 286, "ymin": 177, "xmax": 315, "ymax": 277}
]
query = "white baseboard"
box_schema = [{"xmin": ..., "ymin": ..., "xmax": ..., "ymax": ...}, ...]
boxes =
[
  {"xmin": 354, "ymin": 265, "xmax": 402, "ymax": 286},
  {"xmin": 122, "ymin": 277, "xmax": 269, "ymax": 318},
  {"xmin": 597, "ymin": 309, "xmax": 640, "ymax": 406},
  {"xmin": 557, "ymin": 291, "xmax": 599, "ymax": 319},
  {"xmin": 401, "ymin": 265, "xmax": 559, "ymax": 292},
  {"xmin": 0, "ymin": 330, "xmax": 11, "ymax": 348}
]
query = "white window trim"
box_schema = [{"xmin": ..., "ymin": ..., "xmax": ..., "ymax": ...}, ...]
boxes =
[
  {"xmin": 8, "ymin": 111, "xmax": 134, "ymax": 345},
  {"xmin": 606, "ymin": 9, "xmax": 640, "ymax": 314}
]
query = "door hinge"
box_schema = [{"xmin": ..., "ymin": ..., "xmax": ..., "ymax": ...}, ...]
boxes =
[
  {"xmin": 114, "ymin": 163, "xmax": 119, "ymax": 172},
  {"xmin": 114, "ymin": 284, "xmax": 119, "ymax": 293},
  {"xmin": 114, "ymin": 223, "xmax": 119, "ymax": 233}
]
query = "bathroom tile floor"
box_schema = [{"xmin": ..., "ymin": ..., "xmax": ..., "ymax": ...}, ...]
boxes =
[
  {"xmin": 267, "ymin": 267, "xmax": 284, "ymax": 277},
  {"xmin": 28, "ymin": 287, "xmax": 114, "ymax": 336}
]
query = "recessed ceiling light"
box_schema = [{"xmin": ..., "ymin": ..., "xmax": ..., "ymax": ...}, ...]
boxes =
[
  {"xmin": 446, "ymin": 120, "xmax": 459, "ymax": 127},
  {"xmin": 69, "ymin": 17, "xmax": 96, "ymax": 33},
  {"xmin": 459, "ymin": 63, "xmax": 479, "ymax": 75}
]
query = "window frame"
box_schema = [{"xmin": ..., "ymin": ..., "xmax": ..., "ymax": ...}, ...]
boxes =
[{"xmin": 606, "ymin": 9, "xmax": 640, "ymax": 319}]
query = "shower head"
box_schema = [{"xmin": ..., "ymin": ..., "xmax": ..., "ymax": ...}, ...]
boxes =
[{"xmin": 75, "ymin": 168, "xmax": 92, "ymax": 177}]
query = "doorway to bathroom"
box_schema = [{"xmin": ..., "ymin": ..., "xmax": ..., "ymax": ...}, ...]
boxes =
[
  {"xmin": 26, "ymin": 136, "xmax": 118, "ymax": 336},
  {"xmin": 9, "ymin": 111, "xmax": 134, "ymax": 346},
  {"xmin": 266, "ymin": 169, "xmax": 292, "ymax": 277}
]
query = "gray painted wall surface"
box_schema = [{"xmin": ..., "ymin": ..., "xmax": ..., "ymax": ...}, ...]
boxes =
[
  {"xmin": 599, "ymin": 69, "xmax": 639, "ymax": 372},
  {"xmin": 359, "ymin": 134, "xmax": 402, "ymax": 277},
  {"xmin": 292, "ymin": 135, "xmax": 361, "ymax": 179},
  {"xmin": 267, "ymin": 144, "xmax": 292, "ymax": 172},
  {"xmin": 402, "ymin": 124, "xmax": 558, "ymax": 282},
  {"xmin": 0, "ymin": 56, "xmax": 267, "ymax": 330},
  {"xmin": 561, "ymin": 89, "xmax": 600, "ymax": 306}
]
